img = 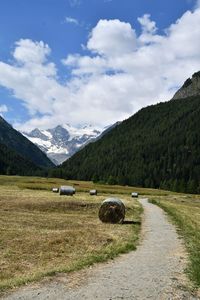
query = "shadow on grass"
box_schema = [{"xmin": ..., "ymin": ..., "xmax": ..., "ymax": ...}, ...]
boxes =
[{"xmin": 123, "ymin": 220, "xmax": 141, "ymax": 225}]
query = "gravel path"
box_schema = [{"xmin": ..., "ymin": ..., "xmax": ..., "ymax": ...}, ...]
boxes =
[{"xmin": 2, "ymin": 198, "xmax": 199, "ymax": 300}]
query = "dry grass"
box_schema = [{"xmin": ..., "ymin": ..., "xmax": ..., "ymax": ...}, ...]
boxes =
[
  {"xmin": 149, "ymin": 194, "xmax": 200, "ymax": 287},
  {"xmin": 0, "ymin": 175, "xmax": 174, "ymax": 196},
  {"xmin": 0, "ymin": 176, "xmax": 142, "ymax": 292}
]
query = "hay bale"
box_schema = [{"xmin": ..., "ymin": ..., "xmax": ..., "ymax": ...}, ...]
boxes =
[
  {"xmin": 90, "ymin": 189, "xmax": 97, "ymax": 195},
  {"xmin": 52, "ymin": 187, "xmax": 59, "ymax": 193},
  {"xmin": 99, "ymin": 198, "xmax": 125, "ymax": 224},
  {"xmin": 60, "ymin": 186, "xmax": 75, "ymax": 196},
  {"xmin": 131, "ymin": 192, "xmax": 138, "ymax": 198}
]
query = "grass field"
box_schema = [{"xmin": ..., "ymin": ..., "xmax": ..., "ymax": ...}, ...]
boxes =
[
  {"xmin": 1, "ymin": 175, "xmax": 200, "ymax": 293},
  {"xmin": 149, "ymin": 195, "xmax": 200, "ymax": 287},
  {"xmin": 0, "ymin": 175, "xmax": 174, "ymax": 196},
  {"xmin": 0, "ymin": 176, "xmax": 144, "ymax": 293}
]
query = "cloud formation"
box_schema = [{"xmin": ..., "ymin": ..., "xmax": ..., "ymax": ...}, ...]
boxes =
[
  {"xmin": 138, "ymin": 14, "xmax": 157, "ymax": 34},
  {"xmin": 0, "ymin": 7, "xmax": 200, "ymax": 130},
  {"xmin": 87, "ymin": 19, "xmax": 137, "ymax": 56},
  {"xmin": 13, "ymin": 39, "xmax": 51, "ymax": 64},
  {"xmin": 65, "ymin": 17, "xmax": 79, "ymax": 26},
  {"xmin": 0, "ymin": 105, "xmax": 8, "ymax": 116}
]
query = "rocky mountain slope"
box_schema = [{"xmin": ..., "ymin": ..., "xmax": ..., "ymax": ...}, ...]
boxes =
[
  {"xmin": 173, "ymin": 71, "xmax": 200, "ymax": 99},
  {"xmin": 54, "ymin": 72, "xmax": 200, "ymax": 194},
  {"xmin": 0, "ymin": 116, "xmax": 54, "ymax": 170},
  {"xmin": 23, "ymin": 124, "xmax": 107, "ymax": 165}
]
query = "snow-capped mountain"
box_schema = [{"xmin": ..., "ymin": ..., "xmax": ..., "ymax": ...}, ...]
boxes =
[{"xmin": 22, "ymin": 124, "xmax": 103, "ymax": 165}]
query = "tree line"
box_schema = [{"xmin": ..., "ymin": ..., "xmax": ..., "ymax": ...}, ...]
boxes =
[{"xmin": 51, "ymin": 95, "xmax": 200, "ymax": 194}]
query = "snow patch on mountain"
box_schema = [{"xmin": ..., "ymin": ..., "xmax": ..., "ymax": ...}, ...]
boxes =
[{"xmin": 22, "ymin": 124, "xmax": 103, "ymax": 165}]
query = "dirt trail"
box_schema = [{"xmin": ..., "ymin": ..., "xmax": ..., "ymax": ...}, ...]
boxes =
[{"xmin": 2, "ymin": 199, "xmax": 199, "ymax": 299}]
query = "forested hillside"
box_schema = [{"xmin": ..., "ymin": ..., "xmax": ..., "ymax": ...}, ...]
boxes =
[
  {"xmin": 53, "ymin": 95, "xmax": 200, "ymax": 194},
  {"xmin": 0, "ymin": 142, "xmax": 43, "ymax": 176},
  {"xmin": 0, "ymin": 116, "xmax": 54, "ymax": 168}
]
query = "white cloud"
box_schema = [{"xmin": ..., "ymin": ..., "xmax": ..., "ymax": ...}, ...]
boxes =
[
  {"xmin": 13, "ymin": 39, "xmax": 51, "ymax": 64},
  {"xmin": 0, "ymin": 41, "xmax": 57, "ymax": 117},
  {"xmin": 0, "ymin": 104, "xmax": 8, "ymax": 114},
  {"xmin": 137, "ymin": 14, "xmax": 160, "ymax": 45},
  {"xmin": 65, "ymin": 17, "xmax": 79, "ymax": 26},
  {"xmin": 138, "ymin": 14, "xmax": 157, "ymax": 34},
  {"xmin": 87, "ymin": 19, "xmax": 137, "ymax": 57},
  {"xmin": 62, "ymin": 54, "xmax": 108, "ymax": 75},
  {"xmin": 0, "ymin": 8, "xmax": 200, "ymax": 130}
]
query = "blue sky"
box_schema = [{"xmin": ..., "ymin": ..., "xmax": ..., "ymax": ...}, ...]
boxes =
[{"xmin": 0, "ymin": 0, "xmax": 200, "ymax": 130}]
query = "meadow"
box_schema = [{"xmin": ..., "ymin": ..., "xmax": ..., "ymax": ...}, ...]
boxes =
[
  {"xmin": 0, "ymin": 176, "xmax": 144, "ymax": 293},
  {"xmin": 1, "ymin": 175, "xmax": 199, "ymax": 294}
]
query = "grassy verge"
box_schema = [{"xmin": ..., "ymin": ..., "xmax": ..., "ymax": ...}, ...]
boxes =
[
  {"xmin": 149, "ymin": 196, "xmax": 200, "ymax": 287},
  {"xmin": 0, "ymin": 176, "xmax": 142, "ymax": 293}
]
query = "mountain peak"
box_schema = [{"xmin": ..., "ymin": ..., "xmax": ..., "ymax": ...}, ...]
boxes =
[
  {"xmin": 26, "ymin": 128, "xmax": 49, "ymax": 141},
  {"xmin": 82, "ymin": 124, "xmax": 92, "ymax": 129},
  {"xmin": 23, "ymin": 123, "xmax": 105, "ymax": 165},
  {"xmin": 173, "ymin": 71, "xmax": 200, "ymax": 100},
  {"xmin": 31, "ymin": 128, "xmax": 41, "ymax": 134}
]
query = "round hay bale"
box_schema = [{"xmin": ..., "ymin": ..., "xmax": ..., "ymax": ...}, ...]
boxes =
[
  {"xmin": 90, "ymin": 189, "xmax": 97, "ymax": 195},
  {"xmin": 52, "ymin": 187, "xmax": 59, "ymax": 193},
  {"xmin": 131, "ymin": 192, "xmax": 138, "ymax": 198},
  {"xmin": 60, "ymin": 186, "xmax": 75, "ymax": 196},
  {"xmin": 99, "ymin": 198, "xmax": 125, "ymax": 224}
]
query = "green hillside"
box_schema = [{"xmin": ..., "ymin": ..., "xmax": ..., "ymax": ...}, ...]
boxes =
[
  {"xmin": 0, "ymin": 142, "xmax": 42, "ymax": 176},
  {"xmin": 0, "ymin": 116, "xmax": 54, "ymax": 169},
  {"xmin": 54, "ymin": 95, "xmax": 200, "ymax": 194}
]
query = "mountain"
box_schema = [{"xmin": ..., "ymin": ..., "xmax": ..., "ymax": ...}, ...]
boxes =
[
  {"xmin": 23, "ymin": 124, "xmax": 106, "ymax": 165},
  {"xmin": 0, "ymin": 116, "xmax": 54, "ymax": 169},
  {"xmin": 54, "ymin": 72, "xmax": 200, "ymax": 194},
  {"xmin": 173, "ymin": 71, "xmax": 200, "ymax": 99},
  {"xmin": 0, "ymin": 142, "xmax": 42, "ymax": 176},
  {"xmin": 94, "ymin": 121, "xmax": 121, "ymax": 141}
]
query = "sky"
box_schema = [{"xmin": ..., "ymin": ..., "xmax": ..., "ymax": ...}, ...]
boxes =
[{"xmin": 0, "ymin": 0, "xmax": 200, "ymax": 131}]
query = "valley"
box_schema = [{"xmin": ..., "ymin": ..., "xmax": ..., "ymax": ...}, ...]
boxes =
[
  {"xmin": 0, "ymin": 176, "xmax": 199, "ymax": 298},
  {"xmin": 0, "ymin": 1, "xmax": 200, "ymax": 298}
]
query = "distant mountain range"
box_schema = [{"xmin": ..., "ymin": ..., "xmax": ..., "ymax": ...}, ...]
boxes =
[
  {"xmin": 0, "ymin": 116, "xmax": 54, "ymax": 175},
  {"xmin": 54, "ymin": 71, "xmax": 200, "ymax": 194},
  {"xmin": 22, "ymin": 123, "xmax": 118, "ymax": 165}
]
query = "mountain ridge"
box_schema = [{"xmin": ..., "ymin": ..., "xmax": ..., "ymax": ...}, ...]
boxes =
[
  {"xmin": 0, "ymin": 116, "xmax": 54, "ymax": 170},
  {"xmin": 23, "ymin": 123, "xmax": 115, "ymax": 165}
]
